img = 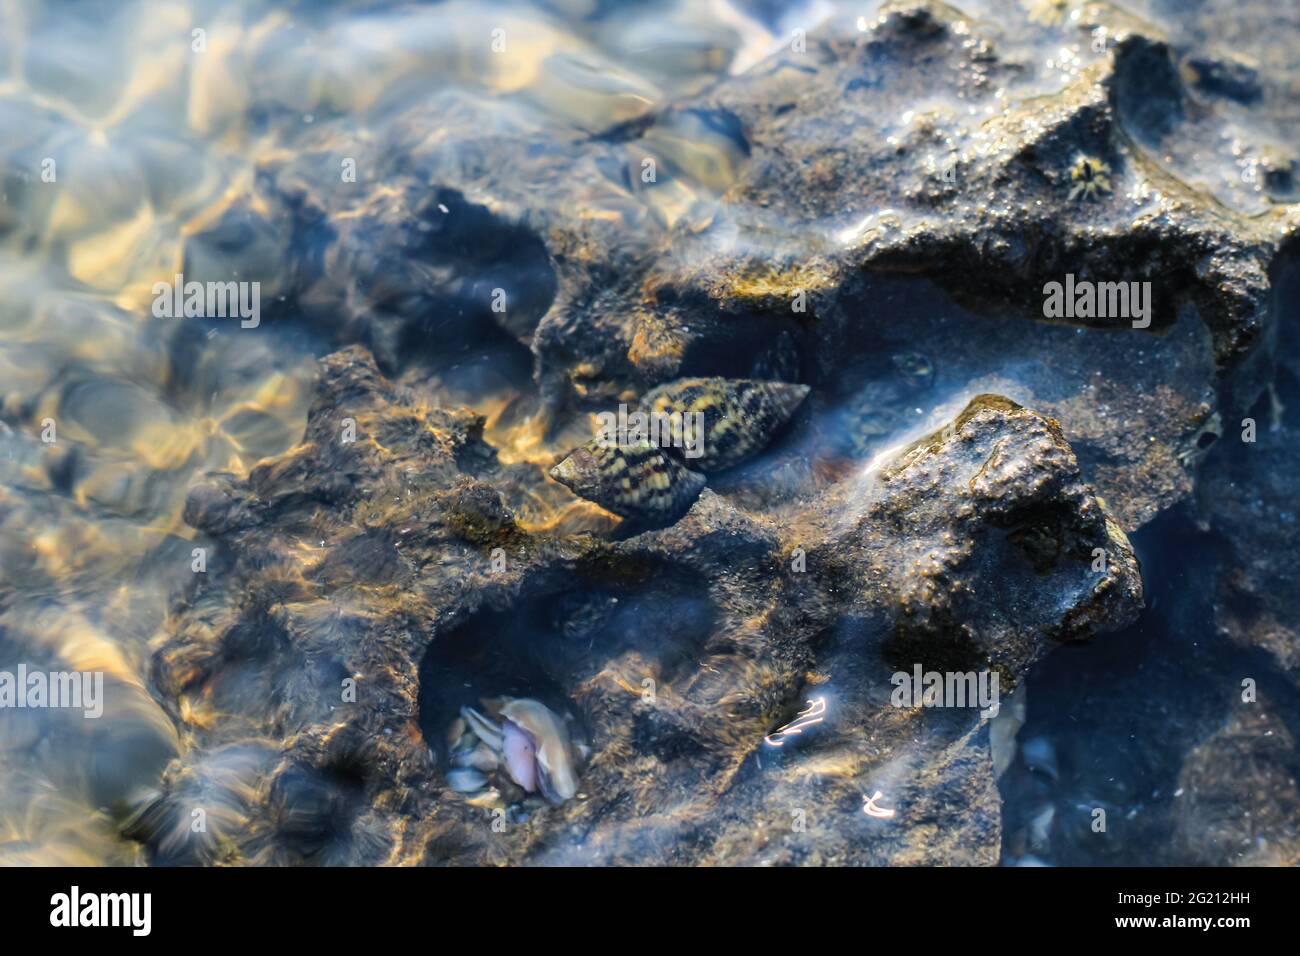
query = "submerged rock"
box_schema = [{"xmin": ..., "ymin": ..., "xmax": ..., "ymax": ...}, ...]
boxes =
[
  {"xmin": 236, "ymin": 0, "xmax": 1300, "ymax": 537},
  {"xmin": 2, "ymin": 0, "xmax": 1296, "ymax": 870},
  {"xmin": 135, "ymin": 352, "xmax": 1140, "ymax": 866},
  {"xmin": 1200, "ymin": 240, "xmax": 1300, "ymax": 690}
]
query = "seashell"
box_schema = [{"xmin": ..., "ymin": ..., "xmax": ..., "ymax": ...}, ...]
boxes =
[
  {"xmin": 446, "ymin": 768, "xmax": 490, "ymax": 793},
  {"xmin": 445, "ymin": 716, "xmax": 467, "ymax": 748},
  {"xmin": 460, "ymin": 698, "xmax": 582, "ymax": 806},
  {"xmin": 501, "ymin": 719, "xmax": 539, "ymax": 793},
  {"xmin": 499, "ymin": 698, "xmax": 580, "ymax": 805},
  {"xmin": 639, "ymin": 376, "xmax": 809, "ymax": 472},
  {"xmin": 548, "ymin": 436, "xmax": 705, "ymax": 522},
  {"xmin": 452, "ymin": 741, "xmax": 500, "ymax": 773},
  {"xmin": 464, "ymin": 788, "xmax": 503, "ymax": 809}
]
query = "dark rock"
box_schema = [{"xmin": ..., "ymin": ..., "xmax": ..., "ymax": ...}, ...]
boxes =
[
  {"xmin": 136, "ymin": 353, "xmax": 1140, "ymax": 865},
  {"xmin": 243, "ymin": 1, "xmax": 1298, "ymax": 535},
  {"xmin": 1182, "ymin": 53, "xmax": 1263, "ymax": 104}
]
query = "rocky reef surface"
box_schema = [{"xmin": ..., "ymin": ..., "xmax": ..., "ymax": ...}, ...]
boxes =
[
  {"xmin": 233, "ymin": 0, "xmax": 1300, "ymax": 533},
  {"xmin": 134, "ymin": 0, "xmax": 1300, "ymax": 868},
  {"xmin": 7, "ymin": 0, "xmax": 1292, "ymax": 866},
  {"xmin": 136, "ymin": 348, "xmax": 1138, "ymax": 864}
]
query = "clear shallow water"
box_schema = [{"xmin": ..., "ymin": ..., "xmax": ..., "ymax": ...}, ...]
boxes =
[
  {"xmin": 0, "ymin": 0, "xmax": 1297, "ymax": 865},
  {"xmin": 0, "ymin": 0, "xmax": 835, "ymax": 866}
]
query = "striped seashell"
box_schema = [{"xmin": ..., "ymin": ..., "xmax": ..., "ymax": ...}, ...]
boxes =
[
  {"xmin": 548, "ymin": 436, "xmax": 706, "ymax": 522},
  {"xmin": 640, "ymin": 377, "xmax": 810, "ymax": 472}
]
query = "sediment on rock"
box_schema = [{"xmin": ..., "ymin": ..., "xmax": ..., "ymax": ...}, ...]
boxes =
[{"xmin": 134, "ymin": 350, "xmax": 1140, "ymax": 865}]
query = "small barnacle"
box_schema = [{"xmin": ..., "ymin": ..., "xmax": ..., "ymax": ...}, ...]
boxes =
[{"xmin": 1068, "ymin": 153, "xmax": 1112, "ymax": 202}]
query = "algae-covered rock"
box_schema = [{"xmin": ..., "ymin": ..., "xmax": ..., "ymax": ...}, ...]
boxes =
[
  {"xmin": 4, "ymin": 0, "xmax": 1299, "ymax": 871},
  {"xmin": 241, "ymin": 0, "xmax": 1300, "ymax": 535},
  {"xmin": 133, "ymin": 352, "xmax": 1139, "ymax": 866}
]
